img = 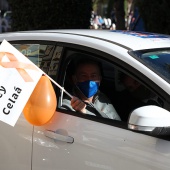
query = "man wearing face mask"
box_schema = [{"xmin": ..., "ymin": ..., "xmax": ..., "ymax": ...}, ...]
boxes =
[{"xmin": 62, "ymin": 56, "xmax": 120, "ymax": 121}]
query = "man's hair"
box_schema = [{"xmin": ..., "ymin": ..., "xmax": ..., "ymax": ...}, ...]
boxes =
[
  {"xmin": 71, "ymin": 53, "xmax": 103, "ymax": 76},
  {"xmin": 65, "ymin": 53, "xmax": 103, "ymax": 91}
]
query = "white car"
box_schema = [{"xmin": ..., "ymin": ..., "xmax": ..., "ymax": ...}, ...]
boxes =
[{"xmin": 0, "ymin": 30, "xmax": 170, "ymax": 170}]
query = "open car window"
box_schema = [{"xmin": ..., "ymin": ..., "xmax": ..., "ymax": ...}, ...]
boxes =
[{"xmin": 58, "ymin": 50, "xmax": 164, "ymax": 124}]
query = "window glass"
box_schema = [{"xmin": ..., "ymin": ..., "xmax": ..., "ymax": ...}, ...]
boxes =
[
  {"xmin": 13, "ymin": 43, "xmax": 63, "ymax": 77},
  {"xmin": 131, "ymin": 49, "xmax": 170, "ymax": 83},
  {"xmin": 13, "ymin": 44, "xmax": 40, "ymax": 66},
  {"xmin": 48, "ymin": 46, "xmax": 63, "ymax": 76},
  {"xmin": 112, "ymin": 70, "xmax": 163, "ymax": 122}
]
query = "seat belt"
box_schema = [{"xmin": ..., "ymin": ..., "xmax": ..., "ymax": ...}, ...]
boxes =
[{"xmin": 85, "ymin": 101, "xmax": 110, "ymax": 119}]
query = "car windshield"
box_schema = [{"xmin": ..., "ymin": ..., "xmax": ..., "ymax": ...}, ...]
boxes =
[{"xmin": 130, "ymin": 48, "xmax": 170, "ymax": 83}]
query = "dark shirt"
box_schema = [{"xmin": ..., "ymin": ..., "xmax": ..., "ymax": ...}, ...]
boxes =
[{"xmin": 113, "ymin": 86, "xmax": 161, "ymax": 122}]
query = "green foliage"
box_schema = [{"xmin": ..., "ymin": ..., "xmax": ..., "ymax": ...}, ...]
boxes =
[
  {"xmin": 136, "ymin": 0, "xmax": 170, "ymax": 34},
  {"xmin": 8, "ymin": 0, "xmax": 92, "ymax": 31}
]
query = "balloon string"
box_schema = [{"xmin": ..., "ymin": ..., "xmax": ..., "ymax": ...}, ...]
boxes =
[{"xmin": 44, "ymin": 73, "xmax": 73, "ymax": 99}]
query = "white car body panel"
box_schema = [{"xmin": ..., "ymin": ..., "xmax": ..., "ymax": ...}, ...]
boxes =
[
  {"xmin": 1, "ymin": 30, "xmax": 170, "ymax": 50},
  {"xmin": 0, "ymin": 114, "xmax": 32, "ymax": 170},
  {"xmin": 33, "ymin": 111, "xmax": 170, "ymax": 170}
]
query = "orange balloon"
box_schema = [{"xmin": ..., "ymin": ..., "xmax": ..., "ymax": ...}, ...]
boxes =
[{"xmin": 23, "ymin": 75, "xmax": 57, "ymax": 126}]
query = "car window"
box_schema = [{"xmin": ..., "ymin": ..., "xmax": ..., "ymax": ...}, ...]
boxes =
[
  {"xmin": 130, "ymin": 48, "xmax": 170, "ymax": 83},
  {"xmin": 59, "ymin": 51, "xmax": 121, "ymax": 120},
  {"xmin": 12, "ymin": 43, "xmax": 63, "ymax": 77},
  {"xmin": 58, "ymin": 49, "xmax": 165, "ymax": 125},
  {"xmin": 112, "ymin": 70, "xmax": 164, "ymax": 122},
  {"xmin": 12, "ymin": 42, "xmax": 167, "ymax": 132}
]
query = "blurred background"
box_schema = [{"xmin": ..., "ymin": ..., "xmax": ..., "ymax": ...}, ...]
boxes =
[{"xmin": 0, "ymin": 0, "xmax": 170, "ymax": 34}]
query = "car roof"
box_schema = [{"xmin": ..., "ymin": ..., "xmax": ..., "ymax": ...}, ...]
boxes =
[
  {"xmin": 0, "ymin": 29, "xmax": 170, "ymax": 95},
  {"xmin": 1, "ymin": 30, "xmax": 170, "ymax": 51}
]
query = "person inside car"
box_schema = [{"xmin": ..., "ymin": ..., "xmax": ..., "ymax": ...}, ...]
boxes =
[
  {"xmin": 62, "ymin": 56, "xmax": 121, "ymax": 120},
  {"xmin": 113, "ymin": 72, "xmax": 161, "ymax": 122}
]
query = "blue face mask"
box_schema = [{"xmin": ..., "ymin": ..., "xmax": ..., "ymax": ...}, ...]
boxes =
[{"xmin": 76, "ymin": 80, "xmax": 99, "ymax": 98}]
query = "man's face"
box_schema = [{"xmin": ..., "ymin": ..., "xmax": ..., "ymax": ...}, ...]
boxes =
[{"xmin": 73, "ymin": 63, "xmax": 101, "ymax": 83}]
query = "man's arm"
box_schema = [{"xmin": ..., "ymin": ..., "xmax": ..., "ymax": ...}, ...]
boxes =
[{"xmin": 94, "ymin": 92, "xmax": 121, "ymax": 120}]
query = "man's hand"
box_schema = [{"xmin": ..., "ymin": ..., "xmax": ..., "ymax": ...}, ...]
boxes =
[{"xmin": 71, "ymin": 96, "xmax": 86, "ymax": 113}]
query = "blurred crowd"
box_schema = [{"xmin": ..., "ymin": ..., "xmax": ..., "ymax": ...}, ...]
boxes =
[
  {"xmin": 0, "ymin": 7, "xmax": 144, "ymax": 33},
  {"xmin": 90, "ymin": 10, "xmax": 116, "ymax": 30},
  {"xmin": 0, "ymin": 10, "xmax": 12, "ymax": 33},
  {"xmin": 90, "ymin": 6, "xmax": 145, "ymax": 32}
]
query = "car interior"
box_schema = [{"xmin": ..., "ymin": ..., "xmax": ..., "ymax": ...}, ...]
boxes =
[
  {"xmin": 12, "ymin": 43, "xmax": 164, "ymax": 123},
  {"xmin": 58, "ymin": 50, "xmax": 165, "ymax": 123}
]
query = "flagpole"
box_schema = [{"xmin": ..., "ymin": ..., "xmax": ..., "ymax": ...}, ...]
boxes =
[{"xmin": 44, "ymin": 73, "xmax": 73, "ymax": 99}]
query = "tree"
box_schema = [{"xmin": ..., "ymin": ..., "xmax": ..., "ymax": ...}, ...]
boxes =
[
  {"xmin": 136, "ymin": 0, "xmax": 170, "ymax": 34},
  {"xmin": 107, "ymin": 0, "xmax": 114, "ymax": 18},
  {"xmin": 114, "ymin": 0, "xmax": 126, "ymax": 30},
  {"xmin": 8, "ymin": 0, "xmax": 92, "ymax": 31}
]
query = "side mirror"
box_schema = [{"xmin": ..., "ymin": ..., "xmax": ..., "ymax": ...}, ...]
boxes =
[{"xmin": 128, "ymin": 105, "xmax": 170, "ymax": 136}]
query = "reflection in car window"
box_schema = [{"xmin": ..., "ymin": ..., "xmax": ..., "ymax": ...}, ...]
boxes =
[
  {"xmin": 132, "ymin": 49, "xmax": 170, "ymax": 82},
  {"xmin": 113, "ymin": 71, "xmax": 163, "ymax": 122},
  {"xmin": 13, "ymin": 44, "xmax": 40, "ymax": 66},
  {"xmin": 48, "ymin": 46, "xmax": 63, "ymax": 76},
  {"xmin": 13, "ymin": 43, "xmax": 63, "ymax": 77}
]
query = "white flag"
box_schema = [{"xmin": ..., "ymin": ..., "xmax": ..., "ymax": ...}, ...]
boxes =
[{"xmin": 0, "ymin": 40, "xmax": 43, "ymax": 126}]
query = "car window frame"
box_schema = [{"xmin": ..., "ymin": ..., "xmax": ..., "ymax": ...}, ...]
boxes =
[{"xmin": 56, "ymin": 43, "xmax": 170, "ymax": 132}]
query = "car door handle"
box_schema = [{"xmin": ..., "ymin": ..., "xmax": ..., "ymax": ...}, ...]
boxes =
[{"xmin": 44, "ymin": 130, "xmax": 74, "ymax": 143}]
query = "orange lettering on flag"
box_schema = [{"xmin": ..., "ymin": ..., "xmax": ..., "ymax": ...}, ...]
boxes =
[{"xmin": 0, "ymin": 52, "xmax": 38, "ymax": 82}]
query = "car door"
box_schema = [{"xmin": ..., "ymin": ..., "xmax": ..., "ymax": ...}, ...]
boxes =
[
  {"xmin": 0, "ymin": 114, "xmax": 33, "ymax": 170},
  {"xmin": 32, "ymin": 44, "xmax": 170, "ymax": 170},
  {"xmin": 33, "ymin": 111, "xmax": 170, "ymax": 170}
]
